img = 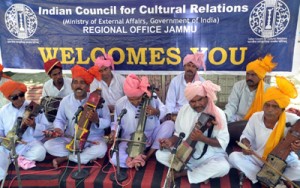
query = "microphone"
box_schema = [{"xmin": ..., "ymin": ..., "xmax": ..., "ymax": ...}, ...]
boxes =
[
  {"xmin": 73, "ymin": 106, "xmax": 84, "ymax": 121},
  {"xmin": 117, "ymin": 109, "xmax": 127, "ymax": 121},
  {"xmin": 172, "ymin": 132, "xmax": 185, "ymax": 154}
]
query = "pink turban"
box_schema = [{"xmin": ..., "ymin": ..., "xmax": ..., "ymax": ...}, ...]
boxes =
[
  {"xmin": 183, "ymin": 52, "xmax": 206, "ymax": 71},
  {"xmin": 184, "ymin": 81, "xmax": 223, "ymax": 129},
  {"xmin": 94, "ymin": 54, "xmax": 115, "ymax": 70},
  {"xmin": 123, "ymin": 74, "xmax": 150, "ymax": 97}
]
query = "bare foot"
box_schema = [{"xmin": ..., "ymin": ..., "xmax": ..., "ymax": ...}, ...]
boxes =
[{"xmin": 52, "ymin": 157, "xmax": 68, "ymax": 169}]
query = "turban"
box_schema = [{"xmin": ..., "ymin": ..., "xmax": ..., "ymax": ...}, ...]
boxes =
[
  {"xmin": 94, "ymin": 54, "xmax": 115, "ymax": 70},
  {"xmin": 244, "ymin": 54, "xmax": 277, "ymax": 120},
  {"xmin": 0, "ymin": 80, "xmax": 27, "ymax": 100},
  {"xmin": 263, "ymin": 76, "xmax": 297, "ymax": 109},
  {"xmin": 71, "ymin": 65, "xmax": 95, "ymax": 85},
  {"xmin": 246, "ymin": 54, "xmax": 277, "ymax": 80},
  {"xmin": 88, "ymin": 65, "xmax": 102, "ymax": 81},
  {"xmin": 0, "ymin": 64, "xmax": 11, "ymax": 79},
  {"xmin": 262, "ymin": 76, "xmax": 297, "ymax": 160},
  {"xmin": 44, "ymin": 58, "xmax": 62, "ymax": 75},
  {"xmin": 183, "ymin": 52, "xmax": 206, "ymax": 71},
  {"xmin": 184, "ymin": 80, "xmax": 223, "ymax": 129},
  {"xmin": 123, "ymin": 74, "xmax": 150, "ymax": 97}
]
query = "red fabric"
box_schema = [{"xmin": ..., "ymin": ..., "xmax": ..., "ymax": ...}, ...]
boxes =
[
  {"xmin": 44, "ymin": 58, "xmax": 62, "ymax": 74},
  {"xmin": 0, "ymin": 80, "xmax": 27, "ymax": 99},
  {"xmin": 88, "ymin": 65, "xmax": 102, "ymax": 81},
  {"xmin": 71, "ymin": 65, "xmax": 94, "ymax": 85}
]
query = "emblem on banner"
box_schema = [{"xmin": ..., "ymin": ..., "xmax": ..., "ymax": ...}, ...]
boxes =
[
  {"xmin": 249, "ymin": 0, "xmax": 290, "ymax": 38},
  {"xmin": 5, "ymin": 3, "xmax": 38, "ymax": 39}
]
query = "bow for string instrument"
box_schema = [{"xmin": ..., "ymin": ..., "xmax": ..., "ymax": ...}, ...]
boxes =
[
  {"xmin": 126, "ymin": 85, "xmax": 158, "ymax": 159},
  {"xmin": 171, "ymin": 113, "xmax": 215, "ymax": 172},
  {"xmin": 1, "ymin": 101, "xmax": 43, "ymax": 150},
  {"xmin": 66, "ymin": 89, "xmax": 104, "ymax": 152}
]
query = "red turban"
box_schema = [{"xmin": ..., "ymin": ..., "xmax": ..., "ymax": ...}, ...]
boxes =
[
  {"xmin": 183, "ymin": 52, "xmax": 206, "ymax": 70},
  {"xmin": 44, "ymin": 58, "xmax": 62, "ymax": 75},
  {"xmin": 0, "ymin": 64, "xmax": 11, "ymax": 79},
  {"xmin": 0, "ymin": 80, "xmax": 27, "ymax": 100},
  {"xmin": 94, "ymin": 54, "xmax": 115, "ymax": 70},
  {"xmin": 123, "ymin": 74, "xmax": 150, "ymax": 97},
  {"xmin": 88, "ymin": 65, "xmax": 102, "ymax": 81},
  {"xmin": 71, "ymin": 65, "xmax": 94, "ymax": 85}
]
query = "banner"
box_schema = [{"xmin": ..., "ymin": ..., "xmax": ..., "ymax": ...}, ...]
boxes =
[{"xmin": 0, "ymin": 0, "xmax": 299, "ymax": 72}]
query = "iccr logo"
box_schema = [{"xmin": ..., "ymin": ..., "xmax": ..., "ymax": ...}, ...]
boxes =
[
  {"xmin": 5, "ymin": 4, "xmax": 38, "ymax": 39},
  {"xmin": 249, "ymin": 0, "xmax": 290, "ymax": 38}
]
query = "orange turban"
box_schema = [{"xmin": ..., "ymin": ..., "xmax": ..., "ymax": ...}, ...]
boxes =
[
  {"xmin": 262, "ymin": 76, "xmax": 297, "ymax": 160},
  {"xmin": 183, "ymin": 52, "xmax": 206, "ymax": 71},
  {"xmin": 0, "ymin": 64, "xmax": 11, "ymax": 79},
  {"xmin": 88, "ymin": 65, "xmax": 102, "ymax": 81},
  {"xmin": 246, "ymin": 54, "xmax": 277, "ymax": 80},
  {"xmin": 123, "ymin": 74, "xmax": 150, "ymax": 97},
  {"xmin": 0, "ymin": 80, "xmax": 27, "ymax": 100},
  {"xmin": 94, "ymin": 54, "xmax": 115, "ymax": 70},
  {"xmin": 44, "ymin": 58, "xmax": 62, "ymax": 75},
  {"xmin": 184, "ymin": 80, "xmax": 223, "ymax": 129},
  {"xmin": 71, "ymin": 65, "xmax": 94, "ymax": 85}
]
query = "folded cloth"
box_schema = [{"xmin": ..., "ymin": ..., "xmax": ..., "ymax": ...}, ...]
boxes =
[
  {"xmin": 17, "ymin": 156, "xmax": 36, "ymax": 170},
  {"xmin": 126, "ymin": 154, "xmax": 146, "ymax": 168}
]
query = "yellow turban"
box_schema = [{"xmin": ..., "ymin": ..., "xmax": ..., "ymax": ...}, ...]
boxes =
[
  {"xmin": 244, "ymin": 54, "xmax": 277, "ymax": 120},
  {"xmin": 262, "ymin": 76, "xmax": 297, "ymax": 160},
  {"xmin": 246, "ymin": 54, "xmax": 277, "ymax": 80}
]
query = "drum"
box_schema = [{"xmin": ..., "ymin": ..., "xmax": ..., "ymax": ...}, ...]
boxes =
[{"xmin": 40, "ymin": 96, "xmax": 62, "ymax": 122}]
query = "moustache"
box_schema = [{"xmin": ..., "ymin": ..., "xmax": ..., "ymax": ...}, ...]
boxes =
[{"xmin": 246, "ymin": 79, "xmax": 254, "ymax": 84}]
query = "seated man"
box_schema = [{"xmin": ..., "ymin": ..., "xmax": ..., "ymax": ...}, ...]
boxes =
[
  {"xmin": 44, "ymin": 65, "xmax": 111, "ymax": 168},
  {"xmin": 0, "ymin": 80, "xmax": 49, "ymax": 181},
  {"xmin": 156, "ymin": 80, "xmax": 230, "ymax": 184},
  {"xmin": 224, "ymin": 54, "xmax": 277, "ymax": 141},
  {"xmin": 42, "ymin": 58, "xmax": 72, "ymax": 98},
  {"xmin": 229, "ymin": 76, "xmax": 300, "ymax": 186},
  {"xmin": 109, "ymin": 74, "xmax": 174, "ymax": 170},
  {"xmin": 90, "ymin": 54, "xmax": 125, "ymax": 113},
  {"xmin": 165, "ymin": 52, "xmax": 205, "ymax": 118}
]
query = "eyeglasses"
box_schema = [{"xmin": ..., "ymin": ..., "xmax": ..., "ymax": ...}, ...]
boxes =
[{"xmin": 9, "ymin": 92, "xmax": 25, "ymax": 101}]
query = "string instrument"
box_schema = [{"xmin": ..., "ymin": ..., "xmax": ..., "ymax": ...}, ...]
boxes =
[
  {"xmin": 1, "ymin": 101, "xmax": 43, "ymax": 150},
  {"xmin": 126, "ymin": 85, "xmax": 158, "ymax": 158},
  {"xmin": 66, "ymin": 89, "xmax": 104, "ymax": 152},
  {"xmin": 171, "ymin": 113, "xmax": 215, "ymax": 172},
  {"xmin": 257, "ymin": 120, "xmax": 300, "ymax": 187}
]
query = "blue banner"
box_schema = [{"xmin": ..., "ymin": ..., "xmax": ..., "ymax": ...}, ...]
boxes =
[{"xmin": 0, "ymin": 0, "xmax": 299, "ymax": 72}]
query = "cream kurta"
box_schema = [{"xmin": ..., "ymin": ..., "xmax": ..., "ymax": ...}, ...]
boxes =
[
  {"xmin": 156, "ymin": 103, "xmax": 230, "ymax": 184},
  {"xmin": 229, "ymin": 111, "xmax": 300, "ymax": 184}
]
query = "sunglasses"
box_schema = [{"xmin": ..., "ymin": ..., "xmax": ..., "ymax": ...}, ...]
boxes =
[{"xmin": 10, "ymin": 92, "xmax": 25, "ymax": 101}]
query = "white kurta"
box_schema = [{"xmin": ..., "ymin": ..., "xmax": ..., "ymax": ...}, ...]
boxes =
[
  {"xmin": 110, "ymin": 95, "xmax": 174, "ymax": 168},
  {"xmin": 0, "ymin": 101, "xmax": 50, "ymax": 181},
  {"xmin": 90, "ymin": 72, "xmax": 125, "ymax": 106},
  {"xmin": 156, "ymin": 103, "xmax": 230, "ymax": 184},
  {"xmin": 228, "ymin": 111, "xmax": 300, "ymax": 184},
  {"xmin": 0, "ymin": 77, "xmax": 10, "ymax": 108},
  {"xmin": 42, "ymin": 77, "xmax": 73, "ymax": 98},
  {"xmin": 165, "ymin": 73, "xmax": 205, "ymax": 114},
  {"xmin": 224, "ymin": 80, "xmax": 269, "ymax": 122},
  {"xmin": 43, "ymin": 93, "xmax": 111, "ymax": 164}
]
